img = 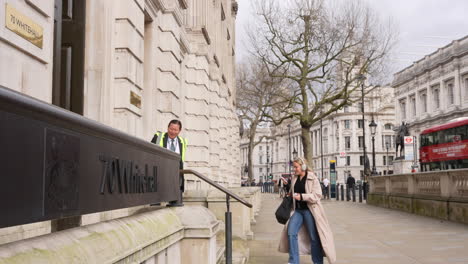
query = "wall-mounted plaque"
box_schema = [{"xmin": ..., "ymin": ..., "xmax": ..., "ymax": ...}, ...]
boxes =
[
  {"xmin": 130, "ymin": 91, "xmax": 141, "ymax": 109},
  {"xmin": 5, "ymin": 3, "xmax": 44, "ymax": 48}
]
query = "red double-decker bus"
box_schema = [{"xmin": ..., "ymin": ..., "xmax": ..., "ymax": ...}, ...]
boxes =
[{"xmin": 419, "ymin": 118, "xmax": 468, "ymax": 172}]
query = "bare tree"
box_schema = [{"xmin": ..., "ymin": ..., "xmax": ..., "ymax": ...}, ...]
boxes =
[
  {"xmin": 237, "ymin": 59, "xmax": 289, "ymax": 182},
  {"xmin": 249, "ymin": 0, "xmax": 397, "ymax": 164}
]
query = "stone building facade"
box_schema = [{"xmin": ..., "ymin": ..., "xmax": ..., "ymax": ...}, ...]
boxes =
[
  {"xmin": 309, "ymin": 86, "xmax": 396, "ymax": 182},
  {"xmin": 393, "ymin": 35, "xmax": 468, "ymax": 150},
  {"xmin": 0, "ymin": 0, "xmax": 240, "ymax": 189}
]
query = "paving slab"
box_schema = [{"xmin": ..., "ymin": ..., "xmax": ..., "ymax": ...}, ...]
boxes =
[{"xmin": 247, "ymin": 193, "xmax": 468, "ymax": 264}]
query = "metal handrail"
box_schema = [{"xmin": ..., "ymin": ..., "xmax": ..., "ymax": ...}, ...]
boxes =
[
  {"xmin": 181, "ymin": 169, "xmax": 252, "ymax": 208},
  {"xmin": 180, "ymin": 169, "xmax": 252, "ymax": 264}
]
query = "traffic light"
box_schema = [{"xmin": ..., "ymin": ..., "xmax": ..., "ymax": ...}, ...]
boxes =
[{"xmin": 330, "ymin": 160, "xmax": 336, "ymax": 171}]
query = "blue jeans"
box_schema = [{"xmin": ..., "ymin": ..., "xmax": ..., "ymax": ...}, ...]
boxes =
[{"xmin": 288, "ymin": 209, "xmax": 323, "ymax": 264}]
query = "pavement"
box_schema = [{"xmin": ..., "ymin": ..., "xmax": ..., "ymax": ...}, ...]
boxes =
[{"xmin": 247, "ymin": 193, "xmax": 468, "ymax": 264}]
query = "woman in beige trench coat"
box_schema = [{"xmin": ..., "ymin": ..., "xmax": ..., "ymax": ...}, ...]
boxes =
[{"xmin": 278, "ymin": 157, "xmax": 336, "ymax": 264}]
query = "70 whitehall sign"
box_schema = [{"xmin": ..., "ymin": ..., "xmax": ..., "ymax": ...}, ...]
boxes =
[
  {"xmin": 5, "ymin": 3, "xmax": 44, "ymax": 48},
  {"xmin": 99, "ymin": 155, "xmax": 158, "ymax": 194}
]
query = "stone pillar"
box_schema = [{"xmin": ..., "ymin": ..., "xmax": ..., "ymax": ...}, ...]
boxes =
[
  {"xmin": 440, "ymin": 171, "xmax": 451, "ymax": 197},
  {"xmin": 408, "ymin": 174, "xmax": 415, "ymax": 195},
  {"xmin": 385, "ymin": 176, "xmax": 391, "ymax": 194},
  {"xmin": 207, "ymin": 189, "xmax": 252, "ymax": 239},
  {"xmin": 172, "ymin": 206, "xmax": 221, "ymax": 264}
]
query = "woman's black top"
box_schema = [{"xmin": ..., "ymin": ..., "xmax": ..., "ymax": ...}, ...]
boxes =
[{"xmin": 294, "ymin": 173, "xmax": 308, "ymax": 210}]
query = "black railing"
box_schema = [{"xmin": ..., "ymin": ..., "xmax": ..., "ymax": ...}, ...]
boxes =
[{"xmin": 181, "ymin": 169, "xmax": 252, "ymax": 264}]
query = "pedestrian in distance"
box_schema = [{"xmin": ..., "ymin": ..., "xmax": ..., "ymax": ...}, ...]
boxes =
[
  {"xmin": 278, "ymin": 157, "xmax": 336, "ymax": 264},
  {"xmin": 151, "ymin": 119, "xmax": 188, "ymax": 206},
  {"xmin": 346, "ymin": 174, "xmax": 356, "ymax": 201},
  {"xmin": 322, "ymin": 177, "xmax": 330, "ymax": 199}
]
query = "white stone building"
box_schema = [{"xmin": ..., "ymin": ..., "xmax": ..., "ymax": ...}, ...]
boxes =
[
  {"xmin": 240, "ymin": 86, "xmax": 396, "ymax": 184},
  {"xmin": 0, "ymin": 0, "xmax": 240, "ymax": 189},
  {"xmin": 310, "ymin": 86, "xmax": 396, "ymax": 182},
  {"xmin": 393, "ymin": 35, "xmax": 468, "ymax": 162}
]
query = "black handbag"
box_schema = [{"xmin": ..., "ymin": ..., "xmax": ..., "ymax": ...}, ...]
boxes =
[{"xmin": 275, "ymin": 196, "xmax": 292, "ymax": 224}]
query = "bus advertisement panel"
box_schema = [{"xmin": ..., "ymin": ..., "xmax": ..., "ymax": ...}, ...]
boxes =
[{"xmin": 419, "ymin": 118, "xmax": 468, "ymax": 172}]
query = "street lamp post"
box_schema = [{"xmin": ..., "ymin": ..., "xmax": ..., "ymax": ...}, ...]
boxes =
[
  {"xmin": 288, "ymin": 124, "xmax": 291, "ymax": 177},
  {"xmin": 369, "ymin": 117, "xmax": 378, "ymax": 175},
  {"xmin": 385, "ymin": 142, "xmax": 389, "ymax": 174},
  {"xmin": 320, "ymin": 112, "xmax": 324, "ymax": 181},
  {"xmin": 270, "ymin": 140, "xmax": 274, "ymax": 180},
  {"xmin": 266, "ymin": 139, "xmax": 269, "ymax": 182},
  {"xmin": 358, "ymin": 74, "xmax": 369, "ymax": 180}
]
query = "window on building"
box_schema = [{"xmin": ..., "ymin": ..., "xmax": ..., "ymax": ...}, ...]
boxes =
[
  {"xmin": 336, "ymin": 137, "xmax": 340, "ymax": 151},
  {"xmin": 346, "ymin": 156, "xmax": 351, "ymax": 166},
  {"xmin": 259, "ymin": 146, "xmax": 262, "ymax": 151},
  {"xmin": 446, "ymin": 80, "xmax": 454, "ymax": 105},
  {"xmin": 259, "ymin": 168, "xmax": 263, "ymax": 173},
  {"xmin": 389, "ymin": 156, "xmax": 394, "ymax": 165},
  {"xmin": 464, "ymin": 76, "xmax": 468, "ymax": 99},
  {"xmin": 358, "ymin": 136, "xmax": 364, "ymax": 149},
  {"xmin": 383, "ymin": 156, "xmax": 386, "ymax": 166},
  {"xmin": 276, "ymin": 142, "xmax": 279, "ymax": 160},
  {"xmin": 432, "ymin": 84, "xmax": 440, "ymax": 109},
  {"xmin": 358, "ymin": 103, "xmax": 363, "ymax": 112},
  {"xmin": 324, "ymin": 138, "xmax": 328, "ymax": 153},
  {"xmin": 358, "ymin": 119, "xmax": 364, "ymax": 128},
  {"xmin": 259, "ymin": 155, "xmax": 263, "ymax": 164},
  {"xmin": 344, "ymin": 120, "xmax": 351, "ymax": 129},
  {"xmin": 410, "ymin": 95, "xmax": 416, "ymax": 117},
  {"xmin": 382, "ymin": 135, "xmax": 393, "ymax": 149},
  {"xmin": 323, "ymin": 128, "xmax": 328, "ymax": 153},
  {"xmin": 360, "ymin": 156, "xmax": 364, "ymax": 165},
  {"xmin": 384, "ymin": 123, "xmax": 393, "ymax": 130},
  {"xmin": 344, "ymin": 106, "xmax": 349, "ymax": 113},
  {"xmin": 345, "ymin": 136, "xmax": 351, "ymax": 150},
  {"xmin": 419, "ymin": 90, "xmax": 427, "ymax": 113},
  {"xmin": 399, "ymin": 99, "xmax": 406, "ymax": 119},
  {"xmin": 267, "ymin": 146, "xmax": 270, "ymax": 151}
]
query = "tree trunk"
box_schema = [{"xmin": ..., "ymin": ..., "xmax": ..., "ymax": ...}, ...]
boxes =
[
  {"xmin": 300, "ymin": 125, "xmax": 313, "ymax": 167},
  {"xmin": 248, "ymin": 139, "xmax": 254, "ymax": 182},
  {"xmin": 247, "ymin": 123, "xmax": 259, "ymax": 183}
]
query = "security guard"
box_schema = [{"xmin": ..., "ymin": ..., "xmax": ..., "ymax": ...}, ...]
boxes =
[{"xmin": 151, "ymin": 119, "xmax": 188, "ymax": 206}]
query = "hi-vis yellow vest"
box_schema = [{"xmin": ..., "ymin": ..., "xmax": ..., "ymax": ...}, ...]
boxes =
[{"xmin": 155, "ymin": 132, "xmax": 187, "ymax": 162}]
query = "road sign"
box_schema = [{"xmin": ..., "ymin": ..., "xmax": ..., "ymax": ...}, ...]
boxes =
[
  {"xmin": 404, "ymin": 136, "xmax": 413, "ymax": 144},
  {"xmin": 404, "ymin": 136, "xmax": 414, "ymax": 161},
  {"xmin": 339, "ymin": 151, "xmax": 346, "ymax": 158}
]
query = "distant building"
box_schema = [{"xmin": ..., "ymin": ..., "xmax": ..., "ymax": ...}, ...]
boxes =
[
  {"xmin": 310, "ymin": 86, "xmax": 396, "ymax": 182},
  {"xmin": 392, "ymin": 35, "xmax": 468, "ymax": 153}
]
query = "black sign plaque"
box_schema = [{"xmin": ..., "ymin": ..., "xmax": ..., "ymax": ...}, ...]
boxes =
[{"xmin": 0, "ymin": 87, "xmax": 180, "ymax": 228}]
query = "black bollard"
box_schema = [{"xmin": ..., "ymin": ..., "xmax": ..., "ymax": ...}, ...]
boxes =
[
  {"xmin": 336, "ymin": 184, "xmax": 340, "ymax": 201},
  {"xmin": 341, "ymin": 184, "xmax": 344, "ymax": 201},
  {"xmin": 352, "ymin": 186, "xmax": 356, "ymax": 202},
  {"xmin": 359, "ymin": 184, "xmax": 363, "ymax": 203},
  {"xmin": 363, "ymin": 182, "xmax": 367, "ymax": 200}
]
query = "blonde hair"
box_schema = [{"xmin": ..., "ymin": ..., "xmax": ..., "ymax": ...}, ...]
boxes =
[{"xmin": 293, "ymin": 157, "xmax": 311, "ymax": 171}]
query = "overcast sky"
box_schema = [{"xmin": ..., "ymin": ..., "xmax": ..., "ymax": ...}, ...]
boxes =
[{"xmin": 235, "ymin": 0, "xmax": 468, "ymax": 77}]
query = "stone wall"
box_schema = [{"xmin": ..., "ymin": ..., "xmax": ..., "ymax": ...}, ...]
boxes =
[
  {"xmin": 368, "ymin": 169, "xmax": 468, "ymax": 224},
  {"xmin": 0, "ymin": 206, "xmax": 221, "ymax": 264}
]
